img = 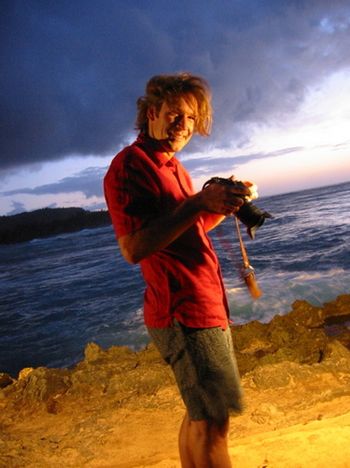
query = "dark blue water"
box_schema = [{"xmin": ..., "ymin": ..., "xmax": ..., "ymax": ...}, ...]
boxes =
[{"xmin": 1, "ymin": 182, "xmax": 349, "ymax": 376}]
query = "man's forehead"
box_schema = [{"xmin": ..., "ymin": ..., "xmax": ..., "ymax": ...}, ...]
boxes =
[{"xmin": 166, "ymin": 94, "xmax": 198, "ymax": 114}]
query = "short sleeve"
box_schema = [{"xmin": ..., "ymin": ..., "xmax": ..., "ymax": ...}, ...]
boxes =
[{"xmin": 104, "ymin": 146, "xmax": 161, "ymax": 239}]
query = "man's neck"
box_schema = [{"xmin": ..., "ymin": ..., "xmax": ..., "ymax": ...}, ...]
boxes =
[{"xmin": 146, "ymin": 133, "xmax": 175, "ymax": 159}]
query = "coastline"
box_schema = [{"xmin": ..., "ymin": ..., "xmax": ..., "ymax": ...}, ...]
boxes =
[
  {"xmin": 1, "ymin": 294, "xmax": 350, "ymax": 467},
  {"xmin": 0, "ymin": 207, "xmax": 110, "ymax": 244}
]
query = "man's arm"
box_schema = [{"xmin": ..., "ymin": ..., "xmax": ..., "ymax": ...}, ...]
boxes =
[
  {"xmin": 201, "ymin": 213, "xmax": 226, "ymax": 232},
  {"xmin": 119, "ymin": 182, "xmax": 248, "ymax": 263}
]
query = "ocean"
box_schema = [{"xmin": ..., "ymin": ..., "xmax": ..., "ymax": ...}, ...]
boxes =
[{"xmin": 1, "ymin": 181, "xmax": 349, "ymax": 377}]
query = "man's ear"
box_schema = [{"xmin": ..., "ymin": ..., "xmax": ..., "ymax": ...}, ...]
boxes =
[{"xmin": 147, "ymin": 106, "xmax": 157, "ymax": 121}]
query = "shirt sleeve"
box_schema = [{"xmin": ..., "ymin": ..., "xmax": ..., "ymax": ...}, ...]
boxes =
[{"xmin": 104, "ymin": 147, "xmax": 161, "ymax": 239}]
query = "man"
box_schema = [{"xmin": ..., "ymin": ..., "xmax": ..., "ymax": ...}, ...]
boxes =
[{"xmin": 104, "ymin": 73, "xmax": 252, "ymax": 467}]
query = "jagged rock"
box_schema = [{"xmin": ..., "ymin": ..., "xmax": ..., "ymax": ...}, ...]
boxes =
[
  {"xmin": 83, "ymin": 342, "xmax": 106, "ymax": 363},
  {"xmin": 0, "ymin": 373, "xmax": 13, "ymax": 389},
  {"xmin": 322, "ymin": 295, "xmax": 350, "ymax": 349},
  {"xmin": 18, "ymin": 367, "xmax": 34, "ymax": 380},
  {"xmin": 7, "ymin": 367, "xmax": 71, "ymax": 404},
  {"xmin": 322, "ymin": 340, "xmax": 350, "ymax": 373},
  {"xmin": 288, "ymin": 299, "xmax": 325, "ymax": 327},
  {"xmin": 232, "ymin": 295, "xmax": 350, "ymax": 375},
  {"xmin": 323, "ymin": 294, "xmax": 350, "ymax": 319}
]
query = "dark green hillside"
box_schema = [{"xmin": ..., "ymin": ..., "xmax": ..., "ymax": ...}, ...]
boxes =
[{"xmin": 0, "ymin": 208, "xmax": 111, "ymax": 244}]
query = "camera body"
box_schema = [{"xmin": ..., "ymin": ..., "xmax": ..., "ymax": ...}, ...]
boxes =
[{"xmin": 203, "ymin": 176, "xmax": 272, "ymax": 239}]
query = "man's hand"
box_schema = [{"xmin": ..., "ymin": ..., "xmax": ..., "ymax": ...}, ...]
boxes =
[
  {"xmin": 242, "ymin": 180, "xmax": 259, "ymax": 201},
  {"xmin": 118, "ymin": 177, "xmax": 257, "ymax": 263},
  {"xmin": 197, "ymin": 180, "xmax": 251, "ymax": 216}
]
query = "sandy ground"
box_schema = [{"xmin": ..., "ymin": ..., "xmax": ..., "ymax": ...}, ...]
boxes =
[{"xmin": 1, "ymin": 362, "xmax": 350, "ymax": 468}]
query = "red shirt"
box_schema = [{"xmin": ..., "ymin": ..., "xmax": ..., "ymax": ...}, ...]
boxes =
[{"xmin": 104, "ymin": 133, "xmax": 229, "ymax": 329}]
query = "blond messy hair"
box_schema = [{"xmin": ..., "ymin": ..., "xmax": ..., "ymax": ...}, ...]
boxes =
[{"xmin": 135, "ymin": 73, "xmax": 212, "ymax": 136}]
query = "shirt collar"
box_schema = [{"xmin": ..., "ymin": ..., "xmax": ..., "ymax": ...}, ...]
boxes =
[{"xmin": 135, "ymin": 133, "xmax": 178, "ymax": 169}]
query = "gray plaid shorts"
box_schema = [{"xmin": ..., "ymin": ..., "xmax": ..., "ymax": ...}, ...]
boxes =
[{"xmin": 147, "ymin": 321, "xmax": 243, "ymax": 423}]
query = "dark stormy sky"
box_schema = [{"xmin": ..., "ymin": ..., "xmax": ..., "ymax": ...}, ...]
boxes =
[{"xmin": 1, "ymin": 0, "xmax": 350, "ymax": 215}]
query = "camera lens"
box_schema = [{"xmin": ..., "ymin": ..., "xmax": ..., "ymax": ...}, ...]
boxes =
[{"xmin": 237, "ymin": 202, "xmax": 272, "ymax": 239}]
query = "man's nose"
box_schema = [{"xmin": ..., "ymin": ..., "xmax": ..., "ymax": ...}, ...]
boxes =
[{"xmin": 174, "ymin": 115, "xmax": 187, "ymax": 130}]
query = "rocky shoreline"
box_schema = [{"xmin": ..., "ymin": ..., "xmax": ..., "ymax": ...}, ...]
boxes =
[{"xmin": 1, "ymin": 294, "xmax": 350, "ymax": 467}]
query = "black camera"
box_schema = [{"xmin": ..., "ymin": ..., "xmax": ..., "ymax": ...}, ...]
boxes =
[{"xmin": 202, "ymin": 177, "xmax": 272, "ymax": 239}]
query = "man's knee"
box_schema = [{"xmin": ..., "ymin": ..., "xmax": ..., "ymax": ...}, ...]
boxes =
[{"xmin": 188, "ymin": 417, "xmax": 229, "ymax": 445}]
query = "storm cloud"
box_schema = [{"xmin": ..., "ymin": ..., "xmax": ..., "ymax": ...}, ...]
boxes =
[{"xmin": 1, "ymin": 0, "xmax": 350, "ymax": 175}]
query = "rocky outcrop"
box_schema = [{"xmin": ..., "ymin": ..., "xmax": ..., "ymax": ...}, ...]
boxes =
[
  {"xmin": 232, "ymin": 294, "xmax": 350, "ymax": 374},
  {"xmin": 1, "ymin": 295, "xmax": 349, "ymax": 411},
  {"xmin": 0, "ymin": 295, "xmax": 349, "ymax": 467}
]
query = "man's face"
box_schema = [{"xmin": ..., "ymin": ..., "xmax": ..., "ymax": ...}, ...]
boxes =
[{"xmin": 147, "ymin": 95, "xmax": 197, "ymax": 154}]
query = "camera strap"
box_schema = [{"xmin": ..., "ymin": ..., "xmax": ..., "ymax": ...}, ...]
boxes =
[
  {"xmin": 234, "ymin": 216, "xmax": 263, "ymax": 299},
  {"xmin": 234, "ymin": 216, "xmax": 250, "ymax": 269}
]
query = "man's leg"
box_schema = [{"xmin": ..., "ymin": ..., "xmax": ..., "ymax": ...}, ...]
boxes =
[
  {"xmin": 179, "ymin": 412, "xmax": 232, "ymax": 468},
  {"xmin": 179, "ymin": 412, "xmax": 194, "ymax": 468},
  {"xmin": 148, "ymin": 324, "xmax": 240, "ymax": 467}
]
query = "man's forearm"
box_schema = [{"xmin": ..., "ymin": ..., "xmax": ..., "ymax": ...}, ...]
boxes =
[
  {"xmin": 118, "ymin": 180, "xmax": 248, "ymax": 263},
  {"xmin": 201, "ymin": 212, "xmax": 226, "ymax": 232},
  {"xmin": 118, "ymin": 193, "xmax": 204, "ymax": 264}
]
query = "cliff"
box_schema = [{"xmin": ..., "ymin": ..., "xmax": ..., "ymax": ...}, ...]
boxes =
[
  {"xmin": 1, "ymin": 294, "xmax": 350, "ymax": 467},
  {"xmin": 0, "ymin": 207, "xmax": 111, "ymax": 244}
]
